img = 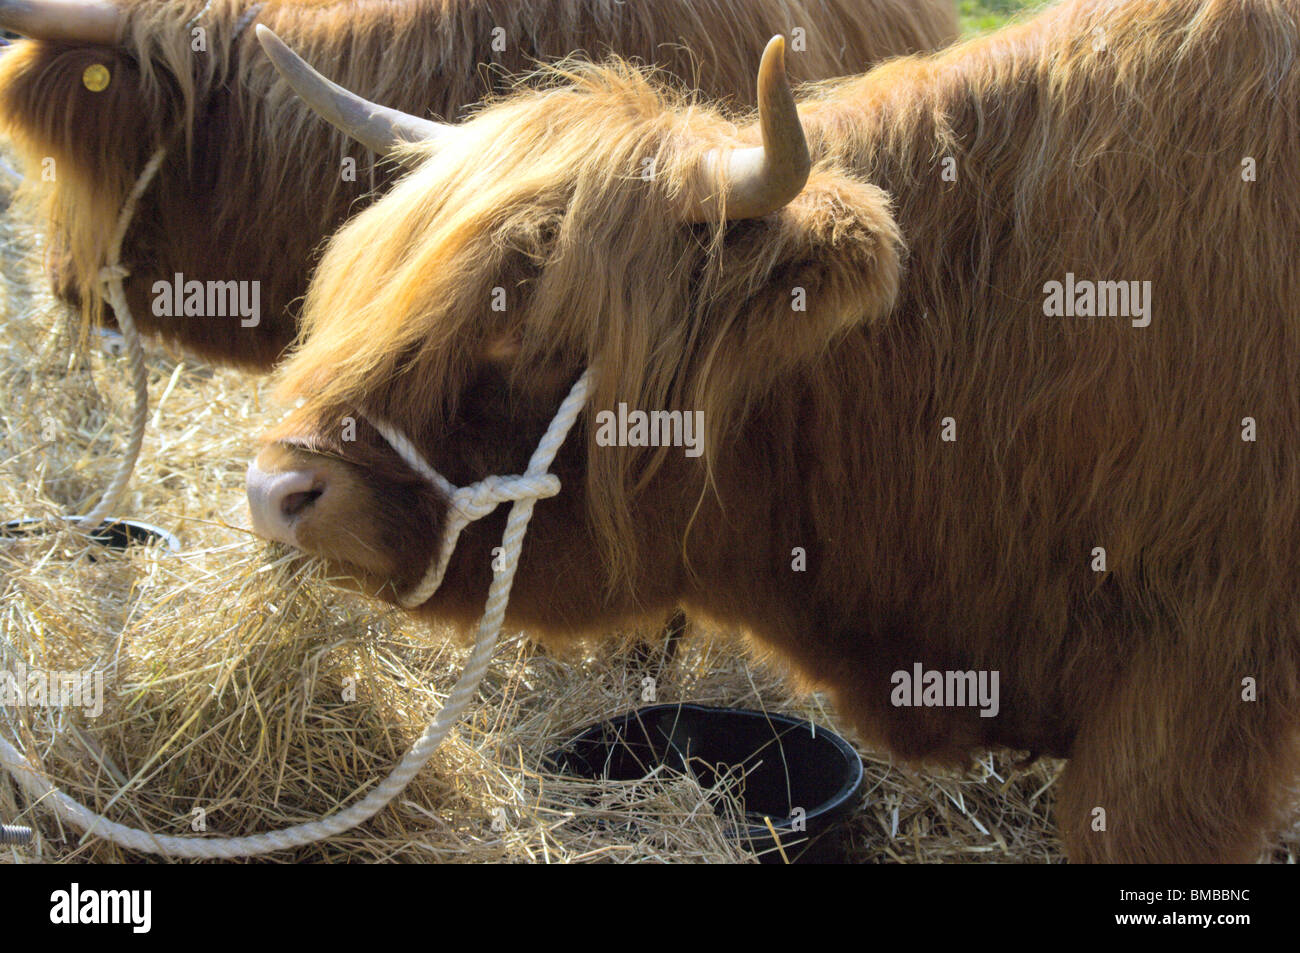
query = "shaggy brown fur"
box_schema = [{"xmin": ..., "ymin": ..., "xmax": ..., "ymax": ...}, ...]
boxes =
[
  {"xmin": 0, "ymin": 0, "xmax": 957, "ymax": 369},
  {"xmin": 254, "ymin": 0, "xmax": 1300, "ymax": 862}
]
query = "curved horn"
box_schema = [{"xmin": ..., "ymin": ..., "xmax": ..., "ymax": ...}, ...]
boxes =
[
  {"xmin": 689, "ymin": 35, "xmax": 810, "ymax": 221},
  {"xmin": 0, "ymin": 0, "xmax": 122, "ymax": 44},
  {"xmin": 255, "ymin": 24, "xmax": 450, "ymax": 155}
]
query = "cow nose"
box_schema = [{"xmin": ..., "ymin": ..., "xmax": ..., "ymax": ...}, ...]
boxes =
[{"xmin": 246, "ymin": 460, "xmax": 327, "ymax": 545}]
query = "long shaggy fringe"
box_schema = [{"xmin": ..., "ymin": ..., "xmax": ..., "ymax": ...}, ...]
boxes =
[{"xmin": 274, "ymin": 61, "xmax": 902, "ymax": 592}]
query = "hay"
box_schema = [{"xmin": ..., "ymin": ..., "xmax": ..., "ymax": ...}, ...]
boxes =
[{"xmin": 0, "ymin": 151, "xmax": 1295, "ymax": 865}]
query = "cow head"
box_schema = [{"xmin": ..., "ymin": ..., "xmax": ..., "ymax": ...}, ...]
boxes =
[
  {"xmin": 0, "ymin": 0, "xmax": 288, "ymax": 365},
  {"xmin": 247, "ymin": 28, "xmax": 903, "ymax": 632}
]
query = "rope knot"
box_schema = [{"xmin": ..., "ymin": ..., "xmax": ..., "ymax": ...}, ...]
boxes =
[
  {"xmin": 452, "ymin": 473, "xmax": 562, "ymax": 520},
  {"xmin": 451, "ymin": 483, "xmax": 507, "ymax": 521}
]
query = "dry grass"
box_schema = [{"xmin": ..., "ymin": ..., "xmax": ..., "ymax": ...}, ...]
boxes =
[{"xmin": 0, "ymin": 158, "xmax": 1295, "ymax": 865}]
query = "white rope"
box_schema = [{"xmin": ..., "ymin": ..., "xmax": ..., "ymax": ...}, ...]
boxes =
[
  {"xmin": 75, "ymin": 147, "xmax": 167, "ymax": 529},
  {"xmin": 77, "ymin": 0, "xmax": 263, "ymax": 529},
  {"xmin": 0, "ymin": 368, "xmax": 597, "ymax": 857},
  {"xmin": 371, "ymin": 367, "xmax": 595, "ymax": 609}
]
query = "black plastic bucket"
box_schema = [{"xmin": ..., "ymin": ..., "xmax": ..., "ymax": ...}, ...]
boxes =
[
  {"xmin": 547, "ymin": 703, "xmax": 864, "ymax": 863},
  {"xmin": 1, "ymin": 517, "xmax": 180, "ymax": 554}
]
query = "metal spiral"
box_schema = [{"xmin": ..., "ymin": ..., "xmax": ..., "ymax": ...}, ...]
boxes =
[{"xmin": 0, "ymin": 824, "xmax": 33, "ymax": 846}]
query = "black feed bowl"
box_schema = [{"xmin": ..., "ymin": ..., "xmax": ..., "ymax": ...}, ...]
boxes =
[
  {"xmin": 2, "ymin": 517, "xmax": 180, "ymax": 554},
  {"xmin": 547, "ymin": 703, "xmax": 864, "ymax": 863}
]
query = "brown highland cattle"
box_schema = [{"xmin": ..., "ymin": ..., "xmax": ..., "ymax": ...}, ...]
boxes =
[
  {"xmin": 0, "ymin": 0, "xmax": 957, "ymax": 369},
  {"xmin": 246, "ymin": 0, "xmax": 1300, "ymax": 862}
]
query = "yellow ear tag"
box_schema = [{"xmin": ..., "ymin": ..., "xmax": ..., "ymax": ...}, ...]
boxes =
[{"xmin": 82, "ymin": 64, "xmax": 111, "ymax": 92}]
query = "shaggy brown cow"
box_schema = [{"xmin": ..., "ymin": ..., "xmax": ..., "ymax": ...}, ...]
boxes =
[
  {"xmin": 246, "ymin": 0, "xmax": 1300, "ymax": 863},
  {"xmin": 0, "ymin": 0, "xmax": 957, "ymax": 370}
]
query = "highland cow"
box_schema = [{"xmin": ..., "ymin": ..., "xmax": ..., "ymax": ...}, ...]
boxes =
[
  {"xmin": 246, "ymin": 0, "xmax": 1300, "ymax": 863},
  {"xmin": 0, "ymin": 0, "xmax": 958, "ymax": 369}
]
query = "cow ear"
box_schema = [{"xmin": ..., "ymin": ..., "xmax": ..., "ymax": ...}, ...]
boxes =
[{"xmin": 705, "ymin": 171, "xmax": 902, "ymax": 377}]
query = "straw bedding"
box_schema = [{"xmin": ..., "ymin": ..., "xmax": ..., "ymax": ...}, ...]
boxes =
[{"xmin": 0, "ymin": 159, "xmax": 1295, "ymax": 865}]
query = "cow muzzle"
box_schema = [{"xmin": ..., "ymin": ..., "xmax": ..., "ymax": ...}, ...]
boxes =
[
  {"xmin": 246, "ymin": 368, "xmax": 597, "ymax": 608},
  {"xmin": 245, "ymin": 460, "xmax": 327, "ymax": 547}
]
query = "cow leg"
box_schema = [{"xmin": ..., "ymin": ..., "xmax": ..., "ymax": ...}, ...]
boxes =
[
  {"xmin": 1056, "ymin": 640, "xmax": 1298, "ymax": 863},
  {"xmin": 629, "ymin": 609, "xmax": 688, "ymax": 675},
  {"xmin": 659, "ymin": 608, "xmax": 687, "ymax": 668}
]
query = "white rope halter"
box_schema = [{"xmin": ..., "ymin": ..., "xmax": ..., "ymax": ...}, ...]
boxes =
[
  {"xmin": 370, "ymin": 369, "xmax": 595, "ymax": 609},
  {"xmin": 0, "ymin": 366, "xmax": 596, "ymax": 857}
]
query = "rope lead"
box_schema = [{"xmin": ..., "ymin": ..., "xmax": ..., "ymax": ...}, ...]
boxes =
[{"xmin": 0, "ymin": 272, "xmax": 597, "ymax": 855}]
